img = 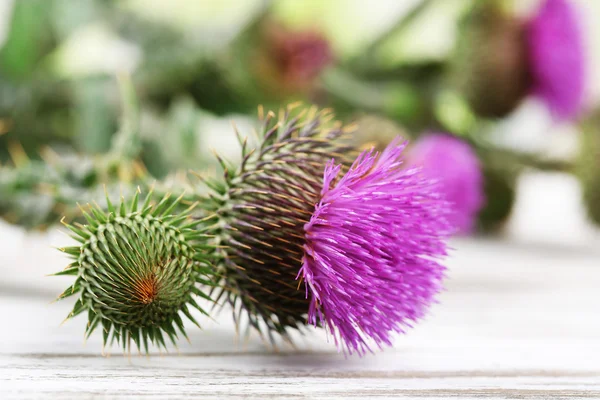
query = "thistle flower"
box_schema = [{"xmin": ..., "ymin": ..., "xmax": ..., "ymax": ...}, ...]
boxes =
[
  {"xmin": 408, "ymin": 133, "xmax": 484, "ymax": 234},
  {"xmin": 204, "ymin": 105, "xmax": 451, "ymax": 354},
  {"xmin": 300, "ymin": 138, "xmax": 452, "ymax": 355},
  {"xmin": 55, "ymin": 191, "xmax": 213, "ymax": 353},
  {"xmin": 526, "ymin": 0, "xmax": 585, "ymax": 120}
]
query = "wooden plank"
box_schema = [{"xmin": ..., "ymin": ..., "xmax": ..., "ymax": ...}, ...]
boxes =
[{"xmin": 1, "ymin": 238, "xmax": 599, "ymax": 398}]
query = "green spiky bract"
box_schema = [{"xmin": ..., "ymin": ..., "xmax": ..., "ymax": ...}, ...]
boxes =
[
  {"xmin": 578, "ymin": 110, "xmax": 600, "ymax": 225},
  {"xmin": 202, "ymin": 104, "xmax": 353, "ymax": 344},
  {"xmin": 55, "ymin": 191, "xmax": 214, "ymax": 353}
]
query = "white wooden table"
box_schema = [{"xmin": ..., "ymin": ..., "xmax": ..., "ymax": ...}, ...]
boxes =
[{"xmin": 1, "ymin": 223, "xmax": 600, "ymax": 398}]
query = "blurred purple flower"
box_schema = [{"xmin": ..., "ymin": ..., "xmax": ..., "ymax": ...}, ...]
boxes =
[
  {"xmin": 409, "ymin": 133, "xmax": 484, "ymax": 234},
  {"xmin": 526, "ymin": 0, "xmax": 586, "ymax": 120},
  {"xmin": 299, "ymin": 138, "xmax": 452, "ymax": 355}
]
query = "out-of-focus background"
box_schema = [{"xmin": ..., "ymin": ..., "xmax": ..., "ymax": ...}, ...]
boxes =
[
  {"xmin": 1, "ymin": 0, "xmax": 600, "ymax": 243},
  {"xmin": 1, "ymin": 1, "xmax": 600, "ymax": 397},
  {"xmin": 0, "ymin": 0, "xmax": 599, "ymax": 295},
  {"xmin": 0, "ymin": 0, "xmax": 599, "ymax": 302}
]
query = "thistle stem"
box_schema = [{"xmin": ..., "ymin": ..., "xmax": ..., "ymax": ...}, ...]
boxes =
[{"xmin": 498, "ymin": 149, "xmax": 573, "ymax": 173}]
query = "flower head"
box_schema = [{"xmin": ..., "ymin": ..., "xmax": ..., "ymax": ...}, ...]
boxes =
[
  {"xmin": 526, "ymin": 0, "xmax": 586, "ymax": 119},
  {"xmin": 299, "ymin": 138, "xmax": 452, "ymax": 355},
  {"xmin": 455, "ymin": 1, "xmax": 531, "ymax": 118},
  {"xmin": 270, "ymin": 27, "xmax": 333, "ymax": 87},
  {"xmin": 203, "ymin": 105, "xmax": 353, "ymax": 343},
  {"xmin": 577, "ymin": 109, "xmax": 600, "ymax": 226},
  {"xmin": 408, "ymin": 133, "xmax": 484, "ymax": 234}
]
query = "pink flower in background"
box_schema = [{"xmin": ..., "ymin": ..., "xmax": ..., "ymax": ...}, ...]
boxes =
[
  {"xmin": 409, "ymin": 133, "xmax": 484, "ymax": 234},
  {"xmin": 526, "ymin": 0, "xmax": 586, "ymax": 120},
  {"xmin": 299, "ymin": 138, "xmax": 452, "ymax": 355}
]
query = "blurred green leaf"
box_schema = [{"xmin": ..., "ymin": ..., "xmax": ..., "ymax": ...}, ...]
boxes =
[{"xmin": 0, "ymin": 0, "xmax": 54, "ymax": 79}]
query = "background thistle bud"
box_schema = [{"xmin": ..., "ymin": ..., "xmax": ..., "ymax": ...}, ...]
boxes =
[
  {"xmin": 453, "ymin": 1, "xmax": 530, "ymax": 118},
  {"xmin": 577, "ymin": 110, "xmax": 600, "ymax": 225},
  {"xmin": 477, "ymin": 155, "xmax": 519, "ymax": 233},
  {"xmin": 203, "ymin": 105, "xmax": 352, "ymax": 342},
  {"xmin": 408, "ymin": 133, "xmax": 484, "ymax": 234},
  {"xmin": 55, "ymin": 191, "xmax": 213, "ymax": 353}
]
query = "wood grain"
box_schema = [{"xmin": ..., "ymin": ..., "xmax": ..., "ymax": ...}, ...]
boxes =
[{"xmin": 1, "ymin": 237, "xmax": 599, "ymax": 399}]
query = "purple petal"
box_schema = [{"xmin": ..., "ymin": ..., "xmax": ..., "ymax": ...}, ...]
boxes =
[{"xmin": 299, "ymin": 138, "xmax": 452, "ymax": 355}]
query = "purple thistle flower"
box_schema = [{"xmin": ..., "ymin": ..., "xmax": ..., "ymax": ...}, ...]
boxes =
[
  {"xmin": 408, "ymin": 133, "xmax": 484, "ymax": 234},
  {"xmin": 299, "ymin": 138, "xmax": 452, "ymax": 355},
  {"xmin": 526, "ymin": 0, "xmax": 586, "ymax": 120}
]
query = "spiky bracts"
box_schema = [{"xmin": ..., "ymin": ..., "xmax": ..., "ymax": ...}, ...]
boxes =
[
  {"xmin": 55, "ymin": 191, "xmax": 213, "ymax": 353},
  {"xmin": 203, "ymin": 105, "xmax": 353, "ymax": 343},
  {"xmin": 300, "ymin": 139, "xmax": 452, "ymax": 355}
]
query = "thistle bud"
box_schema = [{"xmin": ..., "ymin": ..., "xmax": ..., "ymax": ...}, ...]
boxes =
[
  {"xmin": 203, "ymin": 105, "xmax": 353, "ymax": 342},
  {"xmin": 55, "ymin": 191, "xmax": 213, "ymax": 353},
  {"xmin": 453, "ymin": 1, "xmax": 530, "ymax": 118},
  {"xmin": 454, "ymin": 0, "xmax": 586, "ymax": 120},
  {"xmin": 253, "ymin": 23, "xmax": 333, "ymax": 96}
]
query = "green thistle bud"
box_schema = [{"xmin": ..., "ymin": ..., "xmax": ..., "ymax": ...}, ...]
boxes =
[
  {"xmin": 202, "ymin": 104, "xmax": 352, "ymax": 343},
  {"xmin": 55, "ymin": 191, "xmax": 213, "ymax": 353},
  {"xmin": 578, "ymin": 110, "xmax": 600, "ymax": 225}
]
